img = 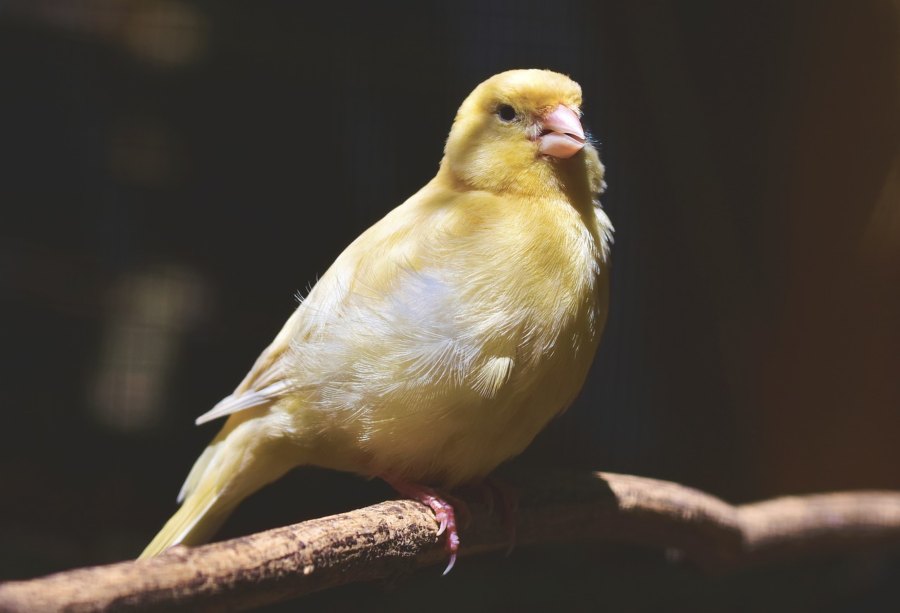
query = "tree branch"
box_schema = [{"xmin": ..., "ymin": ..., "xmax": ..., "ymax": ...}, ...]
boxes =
[{"xmin": 2, "ymin": 471, "xmax": 899, "ymax": 612}]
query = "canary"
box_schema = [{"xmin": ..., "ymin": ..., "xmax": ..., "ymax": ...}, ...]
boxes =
[{"xmin": 140, "ymin": 69, "xmax": 613, "ymax": 572}]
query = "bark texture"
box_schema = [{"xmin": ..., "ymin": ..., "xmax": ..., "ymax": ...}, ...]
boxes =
[{"xmin": 2, "ymin": 471, "xmax": 900, "ymax": 612}]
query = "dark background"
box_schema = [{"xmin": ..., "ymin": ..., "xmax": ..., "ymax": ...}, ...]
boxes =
[{"xmin": 2, "ymin": 1, "xmax": 899, "ymax": 610}]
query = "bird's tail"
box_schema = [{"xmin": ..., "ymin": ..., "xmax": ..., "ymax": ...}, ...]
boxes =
[{"xmin": 139, "ymin": 415, "xmax": 296, "ymax": 559}]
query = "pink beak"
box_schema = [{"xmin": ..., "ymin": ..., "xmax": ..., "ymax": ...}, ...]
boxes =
[{"xmin": 538, "ymin": 105, "xmax": 586, "ymax": 159}]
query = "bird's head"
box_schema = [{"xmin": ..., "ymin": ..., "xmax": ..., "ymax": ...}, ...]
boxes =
[{"xmin": 442, "ymin": 69, "xmax": 604, "ymax": 200}]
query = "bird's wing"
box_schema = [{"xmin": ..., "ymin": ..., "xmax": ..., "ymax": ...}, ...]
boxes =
[
  {"xmin": 284, "ymin": 187, "xmax": 531, "ymax": 409},
  {"xmin": 194, "ymin": 228, "xmax": 369, "ymax": 427},
  {"xmin": 194, "ymin": 330, "xmax": 298, "ymax": 425},
  {"xmin": 195, "ymin": 184, "xmax": 518, "ymax": 425}
]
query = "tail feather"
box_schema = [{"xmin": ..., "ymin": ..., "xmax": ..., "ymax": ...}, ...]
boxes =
[
  {"xmin": 139, "ymin": 413, "xmax": 297, "ymax": 560},
  {"xmin": 177, "ymin": 442, "xmax": 220, "ymax": 504},
  {"xmin": 139, "ymin": 484, "xmax": 230, "ymax": 559}
]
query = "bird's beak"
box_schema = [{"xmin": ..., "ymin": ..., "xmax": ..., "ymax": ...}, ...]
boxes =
[{"xmin": 537, "ymin": 105, "xmax": 586, "ymax": 159}]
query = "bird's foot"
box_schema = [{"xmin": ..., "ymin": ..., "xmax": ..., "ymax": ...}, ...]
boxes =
[
  {"xmin": 487, "ymin": 477, "xmax": 518, "ymax": 555},
  {"xmin": 383, "ymin": 478, "xmax": 460, "ymax": 575},
  {"xmin": 468, "ymin": 477, "xmax": 518, "ymax": 555}
]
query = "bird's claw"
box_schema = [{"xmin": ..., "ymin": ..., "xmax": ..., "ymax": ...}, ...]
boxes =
[
  {"xmin": 442, "ymin": 552, "xmax": 457, "ymax": 576},
  {"xmin": 483, "ymin": 478, "xmax": 518, "ymax": 555},
  {"xmin": 383, "ymin": 478, "xmax": 461, "ymax": 574}
]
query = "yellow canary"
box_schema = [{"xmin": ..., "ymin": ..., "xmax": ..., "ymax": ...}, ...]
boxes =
[{"xmin": 140, "ymin": 69, "xmax": 613, "ymax": 571}]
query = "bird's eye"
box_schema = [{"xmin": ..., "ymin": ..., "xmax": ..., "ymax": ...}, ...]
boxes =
[{"xmin": 496, "ymin": 104, "xmax": 517, "ymax": 122}]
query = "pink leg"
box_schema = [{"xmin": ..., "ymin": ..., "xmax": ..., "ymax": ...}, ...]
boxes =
[
  {"xmin": 383, "ymin": 478, "xmax": 460, "ymax": 575},
  {"xmin": 454, "ymin": 478, "xmax": 518, "ymax": 554},
  {"xmin": 484, "ymin": 477, "xmax": 518, "ymax": 555}
]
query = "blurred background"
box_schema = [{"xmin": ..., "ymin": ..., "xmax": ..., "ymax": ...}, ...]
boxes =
[{"xmin": 1, "ymin": 0, "xmax": 898, "ymax": 610}]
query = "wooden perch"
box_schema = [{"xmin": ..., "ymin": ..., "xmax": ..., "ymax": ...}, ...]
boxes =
[{"xmin": 2, "ymin": 471, "xmax": 900, "ymax": 612}]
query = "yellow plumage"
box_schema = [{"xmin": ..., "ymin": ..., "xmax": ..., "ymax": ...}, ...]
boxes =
[{"xmin": 141, "ymin": 69, "xmax": 613, "ymax": 559}]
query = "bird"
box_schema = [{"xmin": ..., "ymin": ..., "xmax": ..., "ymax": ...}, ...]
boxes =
[{"xmin": 139, "ymin": 69, "xmax": 613, "ymax": 573}]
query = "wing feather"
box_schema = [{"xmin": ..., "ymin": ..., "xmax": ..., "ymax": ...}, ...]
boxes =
[{"xmin": 195, "ymin": 380, "xmax": 291, "ymax": 425}]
